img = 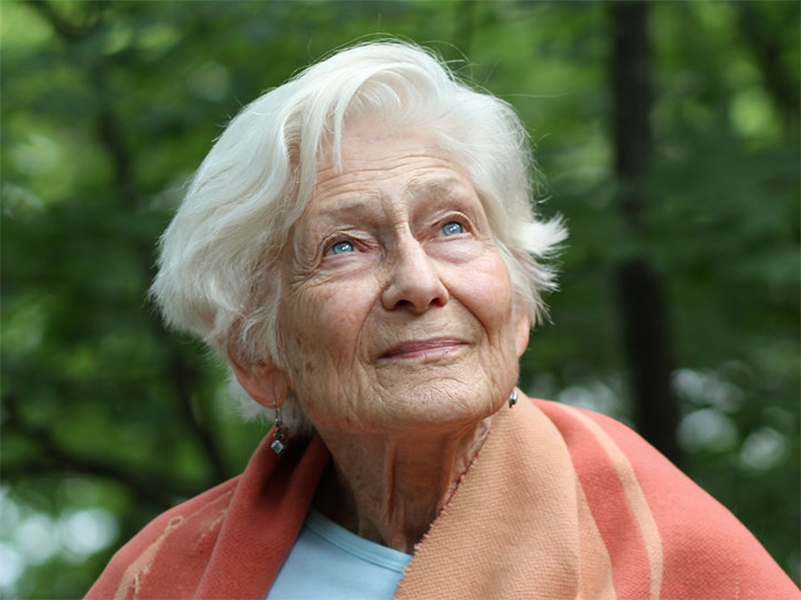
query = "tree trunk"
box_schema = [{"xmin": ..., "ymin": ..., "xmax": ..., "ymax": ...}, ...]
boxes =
[{"xmin": 610, "ymin": 2, "xmax": 682, "ymax": 465}]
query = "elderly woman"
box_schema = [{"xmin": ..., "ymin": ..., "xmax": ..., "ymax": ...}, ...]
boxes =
[{"xmin": 87, "ymin": 42, "xmax": 797, "ymax": 600}]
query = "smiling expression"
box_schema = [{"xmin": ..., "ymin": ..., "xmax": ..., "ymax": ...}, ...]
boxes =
[{"xmin": 274, "ymin": 122, "xmax": 529, "ymax": 435}]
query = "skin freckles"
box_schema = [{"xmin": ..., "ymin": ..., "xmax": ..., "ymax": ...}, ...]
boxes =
[
  {"xmin": 247, "ymin": 121, "xmax": 530, "ymax": 552},
  {"xmin": 279, "ymin": 127, "xmax": 525, "ymax": 432}
]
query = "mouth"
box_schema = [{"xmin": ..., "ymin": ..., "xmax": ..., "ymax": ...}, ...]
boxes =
[{"xmin": 378, "ymin": 338, "xmax": 468, "ymax": 362}]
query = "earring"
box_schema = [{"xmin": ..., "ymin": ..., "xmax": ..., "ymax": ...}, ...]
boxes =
[
  {"xmin": 508, "ymin": 389, "xmax": 518, "ymax": 408},
  {"xmin": 271, "ymin": 406, "xmax": 286, "ymax": 455}
]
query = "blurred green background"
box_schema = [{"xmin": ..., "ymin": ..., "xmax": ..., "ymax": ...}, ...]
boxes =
[{"xmin": 1, "ymin": 1, "xmax": 798, "ymax": 597}]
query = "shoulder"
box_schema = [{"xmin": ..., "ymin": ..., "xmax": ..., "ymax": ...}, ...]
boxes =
[
  {"xmin": 532, "ymin": 398, "xmax": 800, "ymax": 599},
  {"xmin": 84, "ymin": 476, "xmax": 239, "ymax": 599}
]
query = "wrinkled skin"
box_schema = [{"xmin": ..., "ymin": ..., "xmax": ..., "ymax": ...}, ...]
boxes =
[{"xmin": 233, "ymin": 121, "xmax": 530, "ymax": 551}]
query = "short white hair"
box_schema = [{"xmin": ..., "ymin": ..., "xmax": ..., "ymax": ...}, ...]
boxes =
[{"xmin": 150, "ymin": 41, "xmax": 567, "ymax": 430}]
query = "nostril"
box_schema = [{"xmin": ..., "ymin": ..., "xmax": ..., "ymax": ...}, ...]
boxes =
[{"xmin": 382, "ymin": 273, "xmax": 449, "ymax": 313}]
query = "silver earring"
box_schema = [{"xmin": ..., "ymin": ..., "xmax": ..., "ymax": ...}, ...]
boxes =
[
  {"xmin": 509, "ymin": 389, "xmax": 518, "ymax": 408},
  {"xmin": 271, "ymin": 407, "xmax": 286, "ymax": 455}
]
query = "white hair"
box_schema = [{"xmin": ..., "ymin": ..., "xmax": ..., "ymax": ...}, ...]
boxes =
[{"xmin": 150, "ymin": 41, "xmax": 567, "ymax": 433}]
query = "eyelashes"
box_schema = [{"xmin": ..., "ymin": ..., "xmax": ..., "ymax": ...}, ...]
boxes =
[{"xmin": 321, "ymin": 214, "xmax": 474, "ymax": 259}]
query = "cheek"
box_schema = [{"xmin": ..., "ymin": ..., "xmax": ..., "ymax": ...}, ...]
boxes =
[
  {"xmin": 279, "ymin": 282, "xmax": 381, "ymax": 432},
  {"xmin": 280, "ymin": 282, "xmax": 370, "ymax": 377},
  {"xmin": 454, "ymin": 254, "xmax": 516, "ymax": 336}
]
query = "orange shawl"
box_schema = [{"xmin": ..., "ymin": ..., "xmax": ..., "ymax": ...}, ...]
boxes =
[{"xmin": 86, "ymin": 397, "xmax": 799, "ymax": 599}]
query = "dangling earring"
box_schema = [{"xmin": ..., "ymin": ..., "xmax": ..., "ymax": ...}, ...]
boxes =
[
  {"xmin": 271, "ymin": 406, "xmax": 286, "ymax": 455},
  {"xmin": 508, "ymin": 389, "xmax": 518, "ymax": 408}
]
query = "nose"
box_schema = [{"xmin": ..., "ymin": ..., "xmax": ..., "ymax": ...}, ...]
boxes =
[{"xmin": 381, "ymin": 236, "xmax": 449, "ymax": 313}]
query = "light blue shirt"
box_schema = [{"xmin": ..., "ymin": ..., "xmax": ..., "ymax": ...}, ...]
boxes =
[{"xmin": 266, "ymin": 510, "xmax": 413, "ymax": 600}]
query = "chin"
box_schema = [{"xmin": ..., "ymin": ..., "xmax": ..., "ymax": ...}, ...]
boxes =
[{"xmin": 382, "ymin": 384, "xmax": 506, "ymax": 432}]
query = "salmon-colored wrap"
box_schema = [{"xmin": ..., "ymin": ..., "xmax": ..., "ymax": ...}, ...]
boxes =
[{"xmin": 85, "ymin": 396, "xmax": 800, "ymax": 600}]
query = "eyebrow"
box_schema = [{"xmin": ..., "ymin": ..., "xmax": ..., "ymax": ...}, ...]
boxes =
[
  {"xmin": 405, "ymin": 175, "xmax": 472, "ymax": 199},
  {"xmin": 306, "ymin": 174, "xmax": 480, "ymax": 234}
]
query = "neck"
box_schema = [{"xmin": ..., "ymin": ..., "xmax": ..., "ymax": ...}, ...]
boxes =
[{"xmin": 312, "ymin": 417, "xmax": 494, "ymax": 554}]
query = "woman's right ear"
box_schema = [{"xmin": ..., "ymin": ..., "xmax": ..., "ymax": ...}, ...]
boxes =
[{"xmin": 228, "ymin": 353, "xmax": 289, "ymax": 410}]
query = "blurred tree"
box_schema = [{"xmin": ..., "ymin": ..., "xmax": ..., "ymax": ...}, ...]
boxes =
[
  {"xmin": 610, "ymin": 1, "xmax": 681, "ymax": 465},
  {"xmin": 1, "ymin": 1, "xmax": 798, "ymax": 597}
]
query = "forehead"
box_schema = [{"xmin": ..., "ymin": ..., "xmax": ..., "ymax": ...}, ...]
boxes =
[{"xmin": 310, "ymin": 126, "xmax": 475, "ymax": 211}]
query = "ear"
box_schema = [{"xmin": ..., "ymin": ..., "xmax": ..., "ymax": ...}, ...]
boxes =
[
  {"xmin": 514, "ymin": 307, "xmax": 531, "ymax": 358},
  {"xmin": 229, "ymin": 353, "xmax": 289, "ymax": 410}
]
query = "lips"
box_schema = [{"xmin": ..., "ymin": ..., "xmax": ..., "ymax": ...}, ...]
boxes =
[{"xmin": 378, "ymin": 338, "xmax": 468, "ymax": 361}]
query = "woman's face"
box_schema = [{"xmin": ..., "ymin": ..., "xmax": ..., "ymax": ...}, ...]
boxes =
[{"xmin": 276, "ymin": 123, "xmax": 529, "ymax": 435}]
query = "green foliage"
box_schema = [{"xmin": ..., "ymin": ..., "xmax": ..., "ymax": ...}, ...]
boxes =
[{"xmin": 1, "ymin": 1, "xmax": 798, "ymax": 597}]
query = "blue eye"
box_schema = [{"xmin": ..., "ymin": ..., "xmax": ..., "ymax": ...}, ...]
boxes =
[
  {"xmin": 329, "ymin": 240, "xmax": 355, "ymax": 255},
  {"xmin": 441, "ymin": 221, "xmax": 465, "ymax": 236}
]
